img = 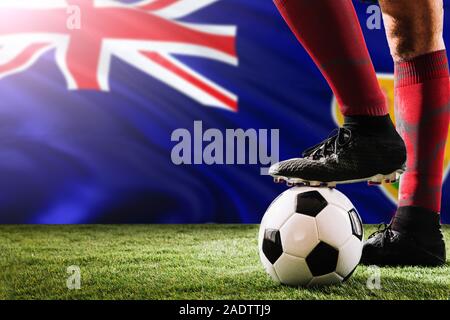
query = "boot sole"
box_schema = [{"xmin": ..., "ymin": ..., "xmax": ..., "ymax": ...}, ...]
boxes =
[{"xmin": 271, "ymin": 168, "xmax": 405, "ymax": 188}]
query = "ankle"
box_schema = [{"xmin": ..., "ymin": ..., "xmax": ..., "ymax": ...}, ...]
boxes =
[
  {"xmin": 391, "ymin": 206, "xmax": 442, "ymax": 242},
  {"xmin": 343, "ymin": 114, "xmax": 397, "ymax": 136}
]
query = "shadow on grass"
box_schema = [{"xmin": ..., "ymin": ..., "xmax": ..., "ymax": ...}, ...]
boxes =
[{"xmin": 295, "ymin": 272, "xmax": 449, "ymax": 300}]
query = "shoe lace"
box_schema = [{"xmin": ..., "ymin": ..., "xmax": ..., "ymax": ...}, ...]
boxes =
[
  {"xmin": 302, "ymin": 127, "xmax": 352, "ymax": 160},
  {"xmin": 368, "ymin": 223, "xmax": 395, "ymax": 245}
]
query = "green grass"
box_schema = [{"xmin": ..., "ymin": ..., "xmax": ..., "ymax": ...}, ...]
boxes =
[{"xmin": 0, "ymin": 225, "xmax": 449, "ymax": 300}]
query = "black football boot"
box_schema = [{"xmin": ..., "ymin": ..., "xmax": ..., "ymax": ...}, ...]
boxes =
[
  {"xmin": 269, "ymin": 115, "xmax": 406, "ymax": 187},
  {"xmin": 361, "ymin": 206, "xmax": 446, "ymax": 267}
]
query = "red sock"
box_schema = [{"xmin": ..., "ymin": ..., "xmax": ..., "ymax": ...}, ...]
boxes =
[
  {"xmin": 395, "ymin": 50, "xmax": 450, "ymax": 213},
  {"xmin": 274, "ymin": 0, "xmax": 387, "ymax": 116}
]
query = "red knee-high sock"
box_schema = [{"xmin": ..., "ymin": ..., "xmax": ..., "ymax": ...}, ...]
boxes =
[
  {"xmin": 274, "ymin": 0, "xmax": 387, "ymax": 116},
  {"xmin": 395, "ymin": 50, "xmax": 450, "ymax": 213}
]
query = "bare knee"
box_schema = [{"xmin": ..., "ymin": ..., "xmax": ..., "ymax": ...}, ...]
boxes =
[{"xmin": 379, "ymin": 0, "xmax": 445, "ymax": 61}]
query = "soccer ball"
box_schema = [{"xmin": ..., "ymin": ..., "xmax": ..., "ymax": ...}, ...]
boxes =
[{"xmin": 258, "ymin": 187, "xmax": 363, "ymax": 287}]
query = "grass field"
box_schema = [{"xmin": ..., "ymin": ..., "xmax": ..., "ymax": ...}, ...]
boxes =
[{"xmin": 0, "ymin": 225, "xmax": 449, "ymax": 300}]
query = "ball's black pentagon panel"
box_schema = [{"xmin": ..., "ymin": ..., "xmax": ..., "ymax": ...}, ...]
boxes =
[
  {"xmin": 262, "ymin": 229, "xmax": 283, "ymax": 264},
  {"xmin": 306, "ymin": 241, "xmax": 339, "ymax": 276},
  {"xmin": 348, "ymin": 209, "xmax": 363, "ymax": 240},
  {"xmin": 295, "ymin": 191, "xmax": 328, "ymax": 217}
]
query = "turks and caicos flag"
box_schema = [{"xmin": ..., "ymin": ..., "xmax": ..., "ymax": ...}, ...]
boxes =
[
  {"xmin": 0, "ymin": 0, "xmax": 449, "ymax": 223},
  {"xmin": 0, "ymin": 0, "xmax": 238, "ymax": 110}
]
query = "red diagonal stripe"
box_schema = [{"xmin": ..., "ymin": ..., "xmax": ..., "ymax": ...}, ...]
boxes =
[
  {"xmin": 138, "ymin": 0, "xmax": 178, "ymax": 11},
  {"xmin": 144, "ymin": 52, "xmax": 237, "ymax": 111},
  {"xmin": 0, "ymin": 43, "xmax": 49, "ymax": 74}
]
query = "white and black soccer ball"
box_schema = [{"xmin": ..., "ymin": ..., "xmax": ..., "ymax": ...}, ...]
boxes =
[{"xmin": 259, "ymin": 187, "xmax": 363, "ymax": 287}]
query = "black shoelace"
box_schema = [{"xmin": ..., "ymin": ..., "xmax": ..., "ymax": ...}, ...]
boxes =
[
  {"xmin": 302, "ymin": 127, "xmax": 352, "ymax": 160},
  {"xmin": 368, "ymin": 223, "xmax": 395, "ymax": 245}
]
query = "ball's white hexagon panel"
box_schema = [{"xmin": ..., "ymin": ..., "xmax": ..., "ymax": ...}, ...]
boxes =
[
  {"xmin": 336, "ymin": 235, "xmax": 363, "ymax": 278},
  {"xmin": 315, "ymin": 187, "xmax": 355, "ymax": 212},
  {"xmin": 280, "ymin": 213, "xmax": 319, "ymax": 258},
  {"xmin": 260, "ymin": 188, "xmax": 298, "ymax": 231},
  {"xmin": 273, "ymin": 253, "xmax": 313, "ymax": 286},
  {"xmin": 258, "ymin": 220, "xmax": 266, "ymax": 249},
  {"xmin": 316, "ymin": 205, "xmax": 352, "ymax": 248},
  {"xmin": 307, "ymin": 272, "xmax": 343, "ymax": 287},
  {"xmin": 259, "ymin": 248, "xmax": 280, "ymax": 283}
]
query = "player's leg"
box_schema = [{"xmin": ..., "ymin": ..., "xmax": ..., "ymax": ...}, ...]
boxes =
[
  {"xmin": 362, "ymin": 0, "xmax": 448, "ymax": 266},
  {"xmin": 270, "ymin": 0, "xmax": 406, "ymax": 187}
]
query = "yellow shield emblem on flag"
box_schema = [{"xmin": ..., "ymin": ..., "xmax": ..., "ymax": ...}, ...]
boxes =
[{"xmin": 332, "ymin": 74, "xmax": 450, "ymax": 204}]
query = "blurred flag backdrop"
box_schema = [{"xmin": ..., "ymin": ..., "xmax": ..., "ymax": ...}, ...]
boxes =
[{"xmin": 0, "ymin": 0, "xmax": 449, "ymax": 223}]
